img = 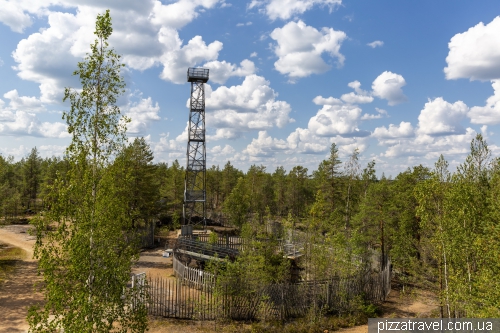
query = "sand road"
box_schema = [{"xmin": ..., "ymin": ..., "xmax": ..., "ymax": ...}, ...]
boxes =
[{"xmin": 0, "ymin": 225, "xmax": 41, "ymax": 333}]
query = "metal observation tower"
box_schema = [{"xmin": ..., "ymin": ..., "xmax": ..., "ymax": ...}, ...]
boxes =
[{"xmin": 183, "ymin": 68, "xmax": 209, "ymax": 233}]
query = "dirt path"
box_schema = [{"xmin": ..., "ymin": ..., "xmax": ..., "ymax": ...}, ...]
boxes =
[
  {"xmin": 0, "ymin": 225, "xmax": 175, "ymax": 333},
  {"xmin": 0, "ymin": 225, "xmax": 36, "ymax": 260},
  {"xmin": 0, "ymin": 225, "xmax": 41, "ymax": 333},
  {"xmin": 338, "ymin": 288, "xmax": 440, "ymax": 333}
]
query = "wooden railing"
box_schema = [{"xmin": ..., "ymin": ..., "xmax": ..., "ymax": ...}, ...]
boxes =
[
  {"xmin": 173, "ymin": 255, "xmax": 215, "ymax": 291},
  {"xmin": 147, "ymin": 255, "xmax": 392, "ymax": 320}
]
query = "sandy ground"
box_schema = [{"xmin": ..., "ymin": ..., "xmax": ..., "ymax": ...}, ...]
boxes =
[
  {"xmin": 0, "ymin": 225, "xmax": 176, "ymax": 333},
  {"xmin": 0, "ymin": 225, "xmax": 40, "ymax": 333},
  {"xmin": 337, "ymin": 288, "xmax": 440, "ymax": 333},
  {"xmin": 132, "ymin": 248, "xmax": 175, "ymax": 280}
]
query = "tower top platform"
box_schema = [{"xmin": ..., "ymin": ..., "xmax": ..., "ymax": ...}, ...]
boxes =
[{"xmin": 187, "ymin": 67, "xmax": 209, "ymax": 83}]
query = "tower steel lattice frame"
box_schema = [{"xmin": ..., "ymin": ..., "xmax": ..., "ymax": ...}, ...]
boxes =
[{"xmin": 183, "ymin": 68, "xmax": 209, "ymax": 228}]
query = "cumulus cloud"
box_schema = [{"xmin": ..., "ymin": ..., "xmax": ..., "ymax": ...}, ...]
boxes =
[
  {"xmin": 380, "ymin": 128, "xmax": 477, "ymax": 160},
  {"xmin": 270, "ymin": 20, "xmax": 347, "ymax": 78},
  {"xmin": 286, "ymin": 127, "xmax": 367, "ymax": 155},
  {"xmin": 417, "ymin": 97, "xmax": 468, "ymax": 136},
  {"xmin": 38, "ymin": 144, "xmax": 67, "ymax": 157},
  {"xmin": 249, "ymin": 0, "xmax": 342, "ymax": 21},
  {"xmin": 124, "ymin": 97, "xmax": 161, "ymax": 134},
  {"xmin": 12, "ymin": 10, "xmax": 87, "ymax": 103},
  {"xmin": 150, "ymin": 0, "xmax": 222, "ymax": 30},
  {"xmin": 211, "ymin": 144, "xmax": 235, "ymax": 156},
  {"xmin": 286, "ymin": 127, "xmax": 333, "ymax": 154},
  {"xmin": 159, "ymin": 35, "xmax": 223, "ymax": 84},
  {"xmin": 0, "ymin": 110, "xmax": 69, "ymax": 138},
  {"xmin": 10, "ymin": 0, "xmax": 231, "ymax": 102},
  {"xmin": 468, "ymin": 80, "xmax": 500, "ymax": 124},
  {"xmin": 444, "ymin": 16, "xmax": 500, "ymax": 81},
  {"xmin": 308, "ymin": 104, "xmax": 368, "ymax": 137},
  {"xmin": 205, "ymin": 74, "xmax": 294, "ymax": 139},
  {"xmin": 153, "ymin": 129, "xmax": 189, "ymax": 160},
  {"xmin": 3, "ymin": 89, "xmax": 44, "ymax": 112},
  {"xmin": 204, "ymin": 59, "xmax": 256, "ymax": 84},
  {"xmin": 340, "ymin": 80, "xmax": 373, "ymax": 104},
  {"xmin": 372, "ymin": 71, "xmax": 407, "ymax": 105},
  {"xmin": 313, "ymin": 95, "xmax": 342, "ymax": 106},
  {"xmin": 367, "ymin": 40, "xmax": 384, "ymax": 48},
  {"xmin": 372, "ymin": 121, "xmax": 414, "ymax": 139},
  {"xmin": 361, "ymin": 107, "xmax": 388, "ymax": 120},
  {"xmin": 244, "ymin": 131, "xmax": 288, "ymax": 157},
  {"xmin": 0, "ymin": 0, "xmax": 32, "ymax": 33}
]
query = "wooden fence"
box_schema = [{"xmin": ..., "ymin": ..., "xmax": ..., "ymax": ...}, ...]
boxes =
[
  {"xmin": 173, "ymin": 255, "xmax": 215, "ymax": 291},
  {"xmin": 193, "ymin": 234, "xmax": 298, "ymax": 255},
  {"xmin": 141, "ymin": 257, "xmax": 392, "ymax": 320},
  {"xmin": 194, "ymin": 234, "xmax": 246, "ymax": 251}
]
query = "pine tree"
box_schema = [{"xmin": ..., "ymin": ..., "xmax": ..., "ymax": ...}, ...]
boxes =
[{"xmin": 22, "ymin": 147, "xmax": 41, "ymax": 211}]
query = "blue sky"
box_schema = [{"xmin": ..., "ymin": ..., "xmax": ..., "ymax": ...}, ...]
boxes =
[{"xmin": 1, "ymin": 0, "xmax": 500, "ymax": 176}]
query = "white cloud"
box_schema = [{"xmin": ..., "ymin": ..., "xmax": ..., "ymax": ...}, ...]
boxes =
[
  {"xmin": 244, "ymin": 131, "xmax": 289, "ymax": 157},
  {"xmin": 153, "ymin": 129, "xmax": 188, "ymax": 160},
  {"xmin": 308, "ymin": 104, "xmax": 368, "ymax": 137},
  {"xmin": 372, "ymin": 71, "xmax": 407, "ymax": 105},
  {"xmin": 380, "ymin": 128, "xmax": 477, "ymax": 160},
  {"xmin": 211, "ymin": 144, "xmax": 235, "ymax": 156},
  {"xmin": 208, "ymin": 128, "xmax": 240, "ymax": 141},
  {"xmin": 250, "ymin": 52, "xmax": 258, "ymax": 58},
  {"xmin": 286, "ymin": 127, "xmax": 367, "ymax": 155},
  {"xmin": 313, "ymin": 95, "xmax": 342, "ymax": 106},
  {"xmin": 0, "ymin": 0, "xmax": 32, "ymax": 33},
  {"xmin": 3, "ymin": 89, "xmax": 44, "ymax": 112},
  {"xmin": 159, "ymin": 34, "xmax": 223, "ymax": 84},
  {"xmin": 307, "ymin": 80, "xmax": 375, "ymax": 138},
  {"xmin": 205, "ymin": 74, "xmax": 294, "ymax": 139},
  {"xmin": 0, "ymin": 110, "xmax": 69, "ymax": 138},
  {"xmin": 417, "ymin": 97, "xmax": 468, "ymax": 136},
  {"xmin": 372, "ymin": 121, "xmax": 414, "ymax": 139},
  {"xmin": 203, "ymin": 59, "xmax": 256, "ymax": 84},
  {"xmin": 38, "ymin": 144, "xmax": 67, "ymax": 158},
  {"xmin": 361, "ymin": 107, "xmax": 388, "ymax": 120},
  {"xmin": 236, "ymin": 21, "xmax": 252, "ymax": 27},
  {"xmin": 0, "ymin": 57, "xmax": 4, "ymax": 67},
  {"xmin": 12, "ymin": 10, "xmax": 87, "ymax": 103},
  {"xmin": 10, "ymin": 1, "xmax": 229, "ymax": 102},
  {"xmin": 150, "ymin": 0, "xmax": 222, "ymax": 30},
  {"xmin": 287, "ymin": 128, "xmax": 330, "ymax": 154},
  {"xmin": 340, "ymin": 80, "xmax": 373, "ymax": 104},
  {"xmin": 367, "ymin": 40, "xmax": 384, "ymax": 48},
  {"xmin": 444, "ymin": 16, "xmax": 500, "ymax": 81},
  {"xmin": 0, "ymin": 145, "xmax": 30, "ymax": 160},
  {"xmin": 124, "ymin": 97, "xmax": 161, "ymax": 134},
  {"xmin": 270, "ymin": 20, "xmax": 347, "ymax": 78},
  {"xmin": 468, "ymin": 80, "xmax": 500, "ymax": 124},
  {"xmin": 249, "ymin": 0, "xmax": 342, "ymax": 21}
]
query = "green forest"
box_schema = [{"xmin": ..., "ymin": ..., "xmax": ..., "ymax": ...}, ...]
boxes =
[
  {"xmin": 1, "ymin": 10, "xmax": 499, "ymax": 332},
  {"xmin": 1, "ymin": 134, "xmax": 500, "ymax": 318}
]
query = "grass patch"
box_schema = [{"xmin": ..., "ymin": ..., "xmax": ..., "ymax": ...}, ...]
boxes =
[
  {"xmin": 0, "ymin": 242, "xmax": 27, "ymax": 285},
  {"xmin": 149, "ymin": 312, "xmax": 369, "ymax": 333}
]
